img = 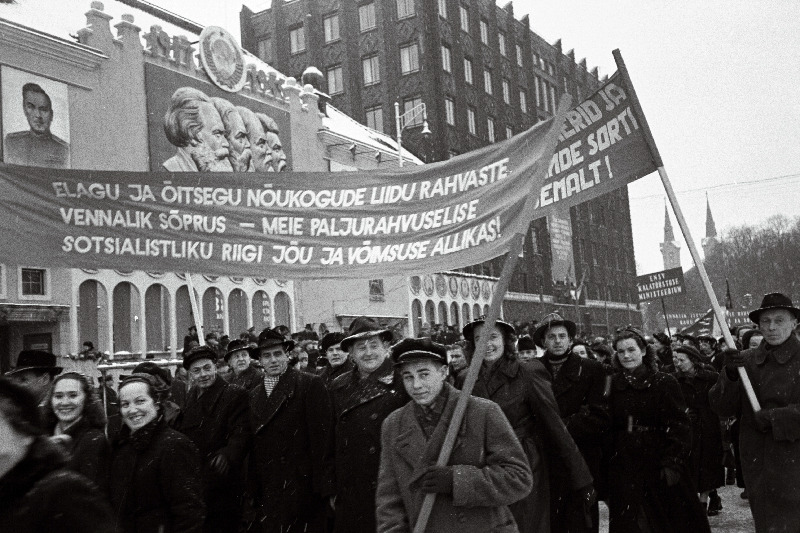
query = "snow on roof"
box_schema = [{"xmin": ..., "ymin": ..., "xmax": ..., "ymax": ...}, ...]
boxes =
[{"xmin": 323, "ymin": 104, "xmax": 423, "ymax": 165}]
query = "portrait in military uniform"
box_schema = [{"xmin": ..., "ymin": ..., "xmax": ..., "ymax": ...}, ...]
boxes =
[{"xmin": 2, "ymin": 67, "xmax": 70, "ymax": 168}]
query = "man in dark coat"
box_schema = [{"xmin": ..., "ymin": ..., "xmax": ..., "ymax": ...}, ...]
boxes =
[
  {"xmin": 316, "ymin": 331, "xmax": 353, "ymax": 387},
  {"xmin": 176, "ymin": 346, "xmax": 251, "ymax": 533},
  {"xmin": 330, "ymin": 316, "xmax": 409, "ymax": 533},
  {"xmin": 710, "ymin": 293, "xmax": 800, "ymax": 533},
  {"xmin": 376, "ymin": 338, "xmax": 533, "ymax": 532},
  {"xmin": 0, "ymin": 378, "xmax": 114, "ymax": 533},
  {"xmin": 248, "ymin": 328, "xmax": 334, "ymax": 533},
  {"xmin": 534, "ymin": 314, "xmax": 609, "ymax": 532},
  {"xmin": 226, "ymin": 339, "xmax": 263, "ymax": 392}
]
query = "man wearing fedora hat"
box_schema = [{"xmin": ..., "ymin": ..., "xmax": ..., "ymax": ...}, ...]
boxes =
[
  {"xmin": 6, "ymin": 350, "xmax": 62, "ymax": 408},
  {"xmin": 226, "ymin": 339, "xmax": 263, "ymax": 392},
  {"xmin": 710, "ymin": 292, "xmax": 800, "ymax": 532},
  {"xmin": 247, "ymin": 327, "xmax": 334, "ymax": 533},
  {"xmin": 176, "ymin": 345, "xmax": 252, "ymax": 533},
  {"xmin": 329, "ymin": 316, "xmax": 408, "ymax": 533},
  {"xmin": 534, "ymin": 314, "xmax": 607, "ymax": 533},
  {"xmin": 376, "ymin": 338, "xmax": 533, "ymax": 532}
]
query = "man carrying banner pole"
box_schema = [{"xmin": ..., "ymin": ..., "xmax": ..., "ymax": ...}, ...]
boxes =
[{"xmin": 408, "ymin": 96, "xmax": 571, "ymax": 533}]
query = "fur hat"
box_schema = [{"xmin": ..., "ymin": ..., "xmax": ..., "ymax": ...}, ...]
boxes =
[{"xmin": 320, "ymin": 332, "xmax": 347, "ymax": 354}]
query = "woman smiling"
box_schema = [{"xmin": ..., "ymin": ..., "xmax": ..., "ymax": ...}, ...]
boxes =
[
  {"xmin": 607, "ymin": 328, "xmax": 710, "ymax": 532},
  {"xmin": 44, "ymin": 372, "xmax": 109, "ymax": 491}
]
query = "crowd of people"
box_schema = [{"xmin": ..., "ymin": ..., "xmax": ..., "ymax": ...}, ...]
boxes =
[{"xmin": 1, "ymin": 292, "xmax": 799, "ymax": 532}]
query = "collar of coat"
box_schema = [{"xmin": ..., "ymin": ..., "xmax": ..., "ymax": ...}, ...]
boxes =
[
  {"xmin": 116, "ymin": 416, "xmax": 168, "ymax": 451},
  {"xmin": 250, "ymin": 367, "xmax": 299, "ymax": 433},
  {"xmin": 393, "ymin": 382, "xmax": 468, "ymax": 485},
  {"xmin": 544, "ymin": 352, "xmax": 582, "ymax": 382},
  {"xmin": 333, "ymin": 357, "xmax": 398, "ymax": 415},
  {"xmin": 613, "ymin": 364, "xmax": 656, "ymax": 391},
  {"xmin": 187, "ymin": 374, "xmax": 228, "ymax": 410},
  {"xmin": 751, "ymin": 334, "xmax": 800, "ymax": 366},
  {"xmin": 0, "ymin": 437, "xmax": 67, "ymax": 509}
]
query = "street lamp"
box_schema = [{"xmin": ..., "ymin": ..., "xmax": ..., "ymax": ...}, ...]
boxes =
[{"xmin": 394, "ymin": 101, "xmax": 431, "ymax": 167}]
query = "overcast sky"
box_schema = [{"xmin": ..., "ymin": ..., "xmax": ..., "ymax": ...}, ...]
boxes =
[{"xmin": 5, "ymin": 0, "xmax": 800, "ymax": 279}]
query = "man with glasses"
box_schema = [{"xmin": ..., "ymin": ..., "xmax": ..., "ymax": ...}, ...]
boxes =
[{"xmin": 177, "ymin": 345, "xmax": 251, "ymax": 533}]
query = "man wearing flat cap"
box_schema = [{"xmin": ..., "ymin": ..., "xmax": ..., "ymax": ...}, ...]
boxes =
[
  {"xmin": 226, "ymin": 339, "xmax": 263, "ymax": 392},
  {"xmin": 329, "ymin": 316, "xmax": 408, "ymax": 533},
  {"xmin": 176, "ymin": 345, "xmax": 251, "ymax": 533},
  {"xmin": 248, "ymin": 328, "xmax": 334, "ymax": 533},
  {"xmin": 710, "ymin": 293, "xmax": 800, "ymax": 532},
  {"xmin": 376, "ymin": 338, "xmax": 533, "ymax": 532},
  {"xmin": 534, "ymin": 313, "xmax": 608, "ymax": 533}
]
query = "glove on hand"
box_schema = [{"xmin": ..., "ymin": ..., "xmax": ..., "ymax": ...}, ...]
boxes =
[
  {"xmin": 753, "ymin": 409, "xmax": 772, "ymax": 433},
  {"xmin": 722, "ymin": 348, "xmax": 746, "ymax": 380},
  {"xmin": 419, "ymin": 466, "xmax": 454, "ymax": 494},
  {"xmin": 660, "ymin": 466, "xmax": 680, "ymax": 487}
]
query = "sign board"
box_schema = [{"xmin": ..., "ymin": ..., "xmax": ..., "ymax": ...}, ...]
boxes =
[{"xmin": 636, "ymin": 267, "xmax": 685, "ymax": 302}]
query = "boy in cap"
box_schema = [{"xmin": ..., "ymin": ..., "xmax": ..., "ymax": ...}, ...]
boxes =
[{"xmin": 376, "ymin": 338, "xmax": 532, "ymax": 532}]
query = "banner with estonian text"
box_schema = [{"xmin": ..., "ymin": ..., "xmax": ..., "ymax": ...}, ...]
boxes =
[
  {"xmin": 636, "ymin": 267, "xmax": 686, "ymax": 302},
  {"xmin": 535, "ymin": 70, "xmax": 657, "ymax": 215},
  {"xmin": 0, "ymin": 114, "xmax": 562, "ymax": 279}
]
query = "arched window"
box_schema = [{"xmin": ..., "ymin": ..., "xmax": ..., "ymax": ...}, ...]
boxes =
[
  {"xmin": 274, "ymin": 291, "xmax": 292, "ymax": 331},
  {"xmin": 78, "ymin": 279, "xmax": 108, "ymax": 353},
  {"xmin": 144, "ymin": 284, "xmax": 170, "ymax": 354},
  {"xmin": 252, "ymin": 291, "xmax": 272, "ymax": 331},
  {"xmin": 228, "ymin": 289, "xmax": 248, "ymax": 337},
  {"xmin": 112, "ymin": 282, "xmax": 141, "ymax": 356}
]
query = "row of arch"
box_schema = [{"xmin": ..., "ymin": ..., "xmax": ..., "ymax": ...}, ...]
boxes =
[
  {"xmin": 410, "ymin": 299, "xmax": 490, "ymax": 337},
  {"xmin": 78, "ymin": 280, "xmax": 292, "ymax": 355}
]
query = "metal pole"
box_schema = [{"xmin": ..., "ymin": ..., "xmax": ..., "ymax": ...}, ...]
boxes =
[
  {"xmin": 661, "ymin": 297, "xmax": 672, "ymax": 337},
  {"xmin": 395, "ymin": 101, "xmax": 403, "ymax": 167}
]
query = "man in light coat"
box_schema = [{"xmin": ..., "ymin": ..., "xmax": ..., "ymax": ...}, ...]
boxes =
[
  {"xmin": 376, "ymin": 338, "xmax": 532, "ymax": 533},
  {"xmin": 710, "ymin": 293, "xmax": 800, "ymax": 533}
]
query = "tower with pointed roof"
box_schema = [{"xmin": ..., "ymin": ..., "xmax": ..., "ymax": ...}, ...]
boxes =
[
  {"xmin": 702, "ymin": 194, "xmax": 719, "ymax": 259},
  {"xmin": 660, "ymin": 203, "xmax": 681, "ymax": 270}
]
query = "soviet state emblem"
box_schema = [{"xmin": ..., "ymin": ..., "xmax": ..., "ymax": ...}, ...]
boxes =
[{"xmin": 199, "ymin": 26, "xmax": 247, "ymax": 92}]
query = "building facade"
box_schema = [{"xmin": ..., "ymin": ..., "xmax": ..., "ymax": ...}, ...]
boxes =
[{"xmin": 241, "ymin": 0, "xmax": 640, "ymax": 333}]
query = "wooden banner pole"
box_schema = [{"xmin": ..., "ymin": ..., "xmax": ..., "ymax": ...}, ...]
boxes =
[
  {"xmin": 412, "ymin": 95, "xmax": 572, "ymax": 533},
  {"xmin": 612, "ymin": 49, "xmax": 760, "ymax": 412},
  {"xmin": 185, "ymin": 273, "xmax": 206, "ymax": 348}
]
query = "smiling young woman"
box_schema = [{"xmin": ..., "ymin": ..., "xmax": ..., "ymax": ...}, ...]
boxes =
[{"xmin": 44, "ymin": 372, "xmax": 109, "ymax": 491}]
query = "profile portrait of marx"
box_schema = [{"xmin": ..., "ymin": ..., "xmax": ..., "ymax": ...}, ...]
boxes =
[{"xmin": 162, "ymin": 87, "xmax": 234, "ymax": 172}]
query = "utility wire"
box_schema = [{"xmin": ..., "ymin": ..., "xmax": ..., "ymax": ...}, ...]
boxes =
[{"xmin": 629, "ymin": 172, "xmax": 800, "ymax": 201}]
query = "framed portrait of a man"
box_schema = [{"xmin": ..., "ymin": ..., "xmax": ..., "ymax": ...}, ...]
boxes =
[{"xmin": 1, "ymin": 66, "xmax": 71, "ymax": 169}]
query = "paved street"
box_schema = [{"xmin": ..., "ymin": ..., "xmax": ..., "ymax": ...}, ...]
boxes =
[{"xmin": 598, "ymin": 484, "xmax": 755, "ymax": 532}]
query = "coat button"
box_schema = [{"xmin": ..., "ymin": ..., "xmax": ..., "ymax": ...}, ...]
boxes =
[
  {"xmin": 368, "ymin": 446, "xmax": 376, "ymax": 454},
  {"xmin": 370, "ymin": 413, "xmax": 378, "ymax": 420}
]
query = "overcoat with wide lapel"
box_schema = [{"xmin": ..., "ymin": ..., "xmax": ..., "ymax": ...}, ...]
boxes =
[
  {"xmin": 330, "ymin": 357, "xmax": 409, "ymax": 533},
  {"xmin": 249, "ymin": 367, "xmax": 334, "ymax": 532},
  {"xmin": 376, "ymin": 384, "xmax": 532, "ymax": 533}
]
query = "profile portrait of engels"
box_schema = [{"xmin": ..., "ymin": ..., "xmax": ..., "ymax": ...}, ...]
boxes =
[
  {"xmin": 162, "ymin": 87, "xmax": 287, "ymax": 173},
  {"xmin": 4, "ymin": 83, "xmax": 70, "ymax": 168}
]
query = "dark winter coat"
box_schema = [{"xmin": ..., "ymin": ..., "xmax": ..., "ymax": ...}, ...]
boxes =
[
  {"xmin": 0, "ymin": 437, "xmax": 114, "ymax": 533},
  {"xmin": 317, "ymin": 358, "xmax": 354, "ymax": 388},
  {"xmin": 460, "ymin": 357, "xmax": 593, "ymax": 533},
  {"xmin": 248, "ymin": 367, "xmax": 334, "ymax": 532},
  {"xmin": 330, "ymin": 357, "xmax": 409, "ymax": 533},
  {"xmin": 175, "ymin": 376, "xmax": 251, "ymax": 533},
  {"xmin": 376, "ymin": 384, "xmax": 532, "ymax": 533},
  {"xmin": 109, "ymin": 417, "xmax": 205, "ymax": 533},
  {"xmin": 607, "ymin": 367, "xmax": 710, "ymax": 533},
  {"xmin": 230, "ymin": 364, "xmax": 264, "ymax": 392},
  {"xmin": 675, "ymin": 367, "xmax": 725, "ymax": 493},
  {"xmin": 542, "ymin": 352, "xmax": 610, "ymax": 532},
  {"xmin": 709, "ymin": 334, "xmax": 800, "ymax": 533},
  {"xmin": 55, "ymin": 416, "xmax": 111, "ymax": 493}
]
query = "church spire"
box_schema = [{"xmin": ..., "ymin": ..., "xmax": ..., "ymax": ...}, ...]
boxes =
[
  {"xmin": 664, "ymin": 203, "xmax": 675, "ymax": 242},
  {"xmin": 705, "ymin": 193, "xmax": 717, "ymax": 238}
]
